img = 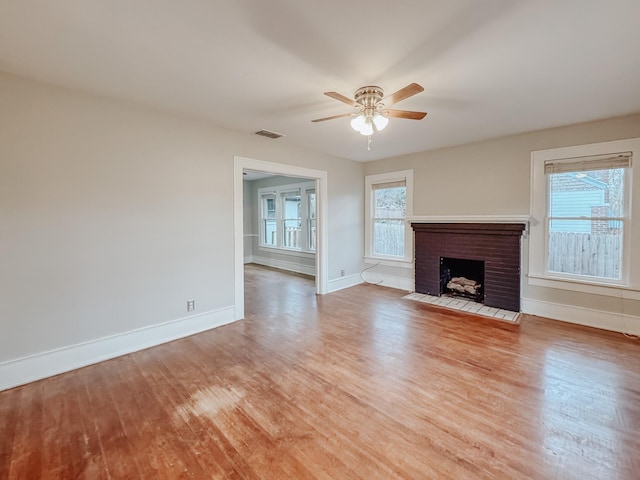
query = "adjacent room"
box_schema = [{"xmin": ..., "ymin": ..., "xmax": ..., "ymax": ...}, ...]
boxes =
[{"xmin": 1, "ymin": 1, "xmax": 639, "ymax": 478}]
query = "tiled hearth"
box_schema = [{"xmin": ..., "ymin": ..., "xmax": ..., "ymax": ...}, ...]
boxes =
[{"xmin": 403, "ymin": 292, "xmax": 521, "ymax": 324}]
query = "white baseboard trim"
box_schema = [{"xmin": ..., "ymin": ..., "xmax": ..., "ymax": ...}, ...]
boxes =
[
  {"xmin": 251, "ymin": 256, "xmax": 316, "ymax": 277},
  {"xmin": 328, "ymin": 274, "xmax": 363, "ymax": 293},
  {"xmin": 521, "ymin": 297, "xmax": 640, "ymax": 335},
  {"xmin": 361, "ymin": 272, "xmax": 414, "ymax": 292},
  {"xmin": 0, "ymin": 306, "xmax": 237, "ymax": 392},
  {"xmin": 243, "ymin": 255, "xmax": 254, "ymax": 264}
]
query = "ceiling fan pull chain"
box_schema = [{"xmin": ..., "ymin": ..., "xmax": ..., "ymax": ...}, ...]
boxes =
[{"xmin": 367, "ymin": 135, "xmax": 372, "ymax": 151}]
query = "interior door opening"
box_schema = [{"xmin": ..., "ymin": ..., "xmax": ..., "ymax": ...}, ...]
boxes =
[{"xmin": 234, "ymin": 157, "xmax": 328, "ymax": 320}]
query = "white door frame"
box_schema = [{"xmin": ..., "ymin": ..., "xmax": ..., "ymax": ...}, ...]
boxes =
[{"xmin": 233, "ymin": 156, "xmax": 329, "ymax": 320}]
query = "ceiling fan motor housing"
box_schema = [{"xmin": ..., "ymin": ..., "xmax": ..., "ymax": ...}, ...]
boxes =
[{"xmin": 354, "ymin": 86, "xmax": 384, "ymax": 109}]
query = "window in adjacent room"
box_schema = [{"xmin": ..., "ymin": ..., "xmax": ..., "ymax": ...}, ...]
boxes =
[
  {"xmin": 307, "ymin": 189, "xmax": 316, "ymax": 251},
  {"xmin": 261, "ymin": 193, "xmax": 277, "ymax": 247},
  {"xmin": 281, "ymin": 190, "xmax": 302, "ymax": 249},
  {"xmin": 258, "ymin": 181, "xmax": 316, "ymax": 254}
]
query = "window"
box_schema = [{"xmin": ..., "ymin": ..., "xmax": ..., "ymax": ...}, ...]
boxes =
[
  {"xmin": 258, "ymin": 181, "xmax": 316, "ymax": 254},
  {"xmin": 529, "ymin": 138, "xmax": 640, "ymax": 295},
  {"xmin": 365, "ymin": 170, "xmax": 413, "ymax": 264},
  {"xmin": 546, "ymin": 154, "xmax": 629, "ymax": 280},
  {"xmin": 261, "ymin": 193, "xmax": 276, "ymax": 246},
  {"xmin": 373, "ymin": 181, "xmax": 406, "ymax": 257},
  {"xmin": 307, "ymin": 189, "xmax": 316, "ymax": 251},
  {"xmin": 282, "ymin": 190, "xmax": 301, "ymax": 248}
]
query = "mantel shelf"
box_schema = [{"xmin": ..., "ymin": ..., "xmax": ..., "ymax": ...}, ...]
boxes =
[
  {"xmin": 411, "ymin": 222, "xmax": 526, "ymax": 236},
  {"xmin": 407, "ymin": 215, "xmax": 530, "ymax": 224}
]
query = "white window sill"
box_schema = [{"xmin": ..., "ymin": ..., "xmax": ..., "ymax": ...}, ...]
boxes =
[
  {"xmin": 259, "ymin": 246, "xmax": 315, "ymax": 258},
  {"xmin": 527, "ymin": 274, "xmax": 640, "ymax": 300},
  {"xmin": 364, "ymin": 256, "xmax": 414, "ymax": 269}
]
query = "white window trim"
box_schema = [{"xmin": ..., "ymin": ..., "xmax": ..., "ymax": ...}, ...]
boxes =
[
  {"xmin": 529, "ymin": 138, "xmax": 640, "ymax": 298},
  {"xmin": 365, "ymin": 169, "xmax": 414, "ymax": 266},
  {"xmin": 258, "ymin": 180, "xmax": 316, "ymax": 255}
]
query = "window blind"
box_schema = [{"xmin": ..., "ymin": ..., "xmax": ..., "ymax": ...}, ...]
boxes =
[
  {"xmin": 372, "ymin": 179, "xmax": 406, "ymax": 190},
  {"xmin": 544, "ymin": 152, "xmax": 632, "ymax": 174}
]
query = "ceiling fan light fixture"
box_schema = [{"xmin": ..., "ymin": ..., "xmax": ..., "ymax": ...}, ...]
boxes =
[
  {"xmin": 372, "ymin": 113, "xmax": 389, "ymax": 131},
  {"xmin": 359, "ymin": 118, "xmax": 374, "ymax": 136},
  {"xmin": 350, "ymin": 114, "xmax": 366, "ymax": 132},
  {"xmin": 351, "ymin": 112, "xmax": 384, "ymax": 135}
]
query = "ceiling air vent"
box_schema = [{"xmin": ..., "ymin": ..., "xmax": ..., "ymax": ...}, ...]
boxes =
[{"xmin": 254, "ymin": 129, "xmax": 284, "ymax": 139}]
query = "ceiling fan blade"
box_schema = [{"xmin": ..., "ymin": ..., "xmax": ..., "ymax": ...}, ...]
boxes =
[
  {"xmin": 382, "ymin": 109, "xmax": 427, "ymax": 120},
  {"xmin": 382, "ymin": 83, "xmax": 424, "ymax": 106},
  {"xmin": 324, "ymin": 91, "xmax": 359, "ymax": 108},
  {"xmin": 311, "ymin": 112, "xmax": 353, "ymax": 123}
]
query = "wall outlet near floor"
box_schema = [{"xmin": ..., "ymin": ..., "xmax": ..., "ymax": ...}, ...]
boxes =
[
  {"xmin": 187, "ymin": 299, "xmax": 195, "ymax": 312},
  {"xmin": 340, "ymin": 269, "xmax": 345, "ymax": 277}
]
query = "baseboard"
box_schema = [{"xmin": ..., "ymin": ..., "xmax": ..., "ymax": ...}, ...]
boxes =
[
  {"xmin": 0, "ymin": 306, "xmax": 237, "ymax": 391},
  {"xmin": 361, "ymin": 272, "xmax": 414, "ymax": 292},
  {"xmin": 328, "ymin": 274, "xmax": 363, "ymax": 293},
  {"xmin": 521, "ymin": 297, "xmax": 640, "ymax": 335},
  {"xmin": 243, "ymin": 255, "xmax": 254, "ymax": 264},
  {"xmin": 252, "ymin": 256, "xmax": 316, "ymax": 277}
]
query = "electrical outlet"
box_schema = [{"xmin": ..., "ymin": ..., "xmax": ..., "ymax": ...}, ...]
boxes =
[
  {"xmin": 187, "ymin": 299, "xmax": 195, "ymax": 312},
  {"xmin": 340, "ymin": 269, "xmax": 345, "ymax": 277}
]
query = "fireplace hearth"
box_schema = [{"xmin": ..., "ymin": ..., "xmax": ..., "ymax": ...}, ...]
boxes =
[{"xmin": 411, "ymin": 223, "xmax": 526, "ymax": 312}]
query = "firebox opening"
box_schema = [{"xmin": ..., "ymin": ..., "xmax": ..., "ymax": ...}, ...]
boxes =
[{"xmin": 440, "ymin": 257, "xmax": 485, "ymax": 303}]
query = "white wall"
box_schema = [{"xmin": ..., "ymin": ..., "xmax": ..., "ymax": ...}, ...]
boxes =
[
  {"xmin": 0, "ymin": 72, "xmax": 364, "ymax": 388},
  {"xmin": 364, "ymin": 114, "xmax": 640, "ymax": 333}
]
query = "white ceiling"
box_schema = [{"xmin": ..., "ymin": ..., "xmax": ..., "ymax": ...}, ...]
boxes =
[{"xmin": 1, "ymin": 0, "xmax": 639, "ymax": 162}]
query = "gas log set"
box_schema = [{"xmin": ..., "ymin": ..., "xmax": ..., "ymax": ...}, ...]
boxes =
[{"xmin": 446, "ymin": 276, "xmax": 482, "ymax": 297}]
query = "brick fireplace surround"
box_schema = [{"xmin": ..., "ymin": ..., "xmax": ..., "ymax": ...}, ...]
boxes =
[{"xmin": 411, "ymin": 223, "xmax": 526, "ymax": 312}]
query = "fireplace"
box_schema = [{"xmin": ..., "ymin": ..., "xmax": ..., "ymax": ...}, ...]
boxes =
[
  {"xmin": 411, "ymin": 223, "xmax": 526, "ymax": 312},
  {"xmin": 440, "ymin": 257, "xmax": 484, "ymax": 302}
]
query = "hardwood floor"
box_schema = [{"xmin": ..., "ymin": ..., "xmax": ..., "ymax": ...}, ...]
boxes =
[{"xmin": 1, "ymin": 263, "xmax": 639, "ymax": 479}]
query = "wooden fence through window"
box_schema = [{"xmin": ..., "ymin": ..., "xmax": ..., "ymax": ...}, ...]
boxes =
[{"xmin": 548, "ymin": 232, "xmax": 621, "ymax": 278}]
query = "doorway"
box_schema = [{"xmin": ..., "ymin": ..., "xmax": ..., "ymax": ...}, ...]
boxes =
[{"xmin": 233, "ymin": 156, "xmax": 328, "ymax": 320}]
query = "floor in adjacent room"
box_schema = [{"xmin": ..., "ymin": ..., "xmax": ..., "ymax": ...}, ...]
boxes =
[{"xmin": 1, "ymin": 263, "xmax": 639, "ymax": 479}]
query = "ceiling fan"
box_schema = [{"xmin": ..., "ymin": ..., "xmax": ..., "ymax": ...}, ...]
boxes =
[{"xmin": 311, "ymin": 83, "xmax": 427, "ymax": 136}]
